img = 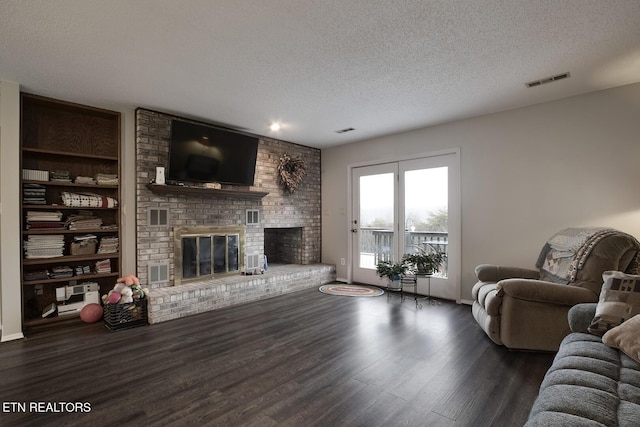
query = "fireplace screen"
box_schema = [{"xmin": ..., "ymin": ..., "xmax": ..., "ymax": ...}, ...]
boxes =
[{"xmin": 174, "ymin": 226, "xmax": 245, "ymax": 285}]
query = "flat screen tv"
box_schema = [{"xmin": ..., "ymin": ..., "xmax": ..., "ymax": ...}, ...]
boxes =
[{"xmin": 167, "ymin": 119, "xmax": 259, "ymax": 185}]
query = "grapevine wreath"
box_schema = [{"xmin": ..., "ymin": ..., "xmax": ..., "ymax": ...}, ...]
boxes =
[{"xmin": 277, "ymin": 153, "xmax": 306, "ymax": 193}]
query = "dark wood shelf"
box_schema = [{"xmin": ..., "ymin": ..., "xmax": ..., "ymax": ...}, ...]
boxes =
[
  {"xmin": 23, "ymin": 205, "xmax": 118, "ymax": 210},
  {"xmin": 24, "ymin": 228, "xmax": 118, "ymax": 235},
  {"xmin": 23, "ymin": 252, "xmax": 119, "ymax": 266},
  {"xmin": 22, "ymin": 147, "xmax": 118, "ymax": 161},
  {"xmin": 146, "ymin": 183, "xmax": 268, "ymax": 199},
  {"xmin": 23, "ymin": 179, "xmax": 118, "ymax": 189},
  {"xmin": 24, "ymin": 313, "xmax": 81, "ymax": 328},
  {"xmin": 23, "ymin": 272, "xmax": 120, "ymax": 286}
]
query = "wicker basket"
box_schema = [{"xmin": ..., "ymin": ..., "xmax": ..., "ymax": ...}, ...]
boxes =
[
  {"xmin": 70, "ymin": 241, "xmax": 96, "ymax": 255},
  {"xmin": 104, "ymin": 298, "xmax": 148, "ymax": 331}
]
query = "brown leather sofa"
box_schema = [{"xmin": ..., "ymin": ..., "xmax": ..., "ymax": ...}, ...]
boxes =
[{"xmin": 472, "ymin": 228, "xmax": 639, "ymax": 351}]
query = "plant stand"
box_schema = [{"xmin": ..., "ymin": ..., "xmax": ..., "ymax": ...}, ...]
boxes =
[
  {"xmin": 418, "ymin": 273, "xmax": 436, "ymax": 305},
  {"xmin": 400, "ymin": 274, "xmax": 422, "ymax": 308}
]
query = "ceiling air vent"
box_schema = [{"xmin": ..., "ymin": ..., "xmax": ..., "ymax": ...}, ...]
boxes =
[
  {"xmin": 335, "ymin": 127, "xmax": 355, "ymax": 134},
  {"xmin": 525, "ymin": 72, "xmax": 570, "ymax": 88}
]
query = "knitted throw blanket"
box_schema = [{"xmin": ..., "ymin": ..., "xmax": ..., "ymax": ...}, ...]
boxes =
[{"xmin": 536, "ymin": 227, "xmax": 619, "ymax": 284}]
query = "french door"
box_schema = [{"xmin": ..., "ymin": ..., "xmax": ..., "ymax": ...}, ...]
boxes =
[{"xmin": 351, "ymin": 152, "xmax": 460, "ymax": 301}]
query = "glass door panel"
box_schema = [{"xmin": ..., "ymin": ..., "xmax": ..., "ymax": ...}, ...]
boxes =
[
  {"xmin": 352, "ymin": 163, "xmax": 398, "ymax": 284},
  {"xmin": 403, "ymin": 166, "xmax": 448, "ymax": 277},
  {"xmin": 358, "ymin": 173, "xmax": 395, "ymax": 267}
]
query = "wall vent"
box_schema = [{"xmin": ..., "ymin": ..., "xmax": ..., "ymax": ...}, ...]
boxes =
[
  {"xmin": 247, "ymin": 254, "xmax": 260, "ymax": 271},
  {"xmin": 148, "ymin": 207, "xmax": 169, "ymax": 227},
  {"xmin": 335, "ymin": 127, "xmax": 355, "ymax": 134},
  {"xmin": 525, "ymin": 72, "xmax": 570, "ymax": 88},
  {"xmin": 246, "ymin": 209, "xmax": 260, "ymax": 225},
  {"xmin": 148, "ymin": 262, "xmax": 170, "ymax": 285}
]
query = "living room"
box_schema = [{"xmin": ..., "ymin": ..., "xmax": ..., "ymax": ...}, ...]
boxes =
[{"xmin": 1, "ymin": 1, "xmax": 640, "ymax": 425}]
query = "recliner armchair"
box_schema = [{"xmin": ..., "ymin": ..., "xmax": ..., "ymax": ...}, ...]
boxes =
[{"xmin": 472, "ymin": 227, "xmax": 639, "ymax": 351}]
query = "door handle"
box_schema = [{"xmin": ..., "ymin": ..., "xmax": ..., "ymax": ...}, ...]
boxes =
[{"xmin": 351, "ymin": 228, "xmax": 358, "ymax": 233}]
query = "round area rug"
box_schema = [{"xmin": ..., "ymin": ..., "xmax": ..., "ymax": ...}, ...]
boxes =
[{"xmin": 319, "ymin": 283, "xmax": 384, "ymax": 297}]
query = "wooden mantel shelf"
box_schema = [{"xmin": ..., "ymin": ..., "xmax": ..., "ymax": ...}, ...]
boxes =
[{"xmin": 146, "ymin": 183, "xmax": 268, "ymax": 199}]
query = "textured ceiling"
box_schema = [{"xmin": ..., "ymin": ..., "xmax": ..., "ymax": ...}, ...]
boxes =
[{"xmin": 1, "ymin": 0, "xmax": 639, "ymax": 148}]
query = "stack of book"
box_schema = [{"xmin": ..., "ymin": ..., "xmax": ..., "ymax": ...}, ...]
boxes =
[
  {"xmin": 98, "ymin": 236, "xmax": 119, "ymax": 254},
  {"xmin": 24, "ymin": 235, "xmax": 65, "ymax": 259},
  {"xmin": 24, "ymin": 270, "xmax": 50, "ymax": 281},
  {"xmin": 25, "ymin": 211, "xmax": 64, "ymax": 230},
  {"xmin": 22, "ymin": 169, "xmax": 49, "ymax": 181},
  {"xmin": 50, "ymin": 170, "xmax": 71, "ymax": 183},
  {"xmin": 65, "ymin": 213, "xmax": 103, "ymax": 230},
  {"xmin": 75, "ymin": 176, "xmax": 96, "ymax": 185},
  {"xmin": 23, "ymin": 184, "xmax": 47, "ymax": 205},
  {"xmin": 95, "ymin": 259, "xmax": 111, "ymax": 274},
  {"xmin": 51, "ymin": 266, "xmax": 73, "ymax": 279},
  {"xmin": 95, "ymin": 173, "xmax": 118, "ymax": 185}
]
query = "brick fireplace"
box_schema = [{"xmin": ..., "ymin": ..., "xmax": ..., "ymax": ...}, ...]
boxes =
[
  {"xmin": 264, "ymin": 227, "xmax": 302, "ymax": 264},
  {"xmin": 135, "ymin": 108, "xmax": 322, "ymax": 289}
]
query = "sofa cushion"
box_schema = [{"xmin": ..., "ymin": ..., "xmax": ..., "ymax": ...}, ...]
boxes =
[
  {"xmin": 526, "ymin": 332, "xmax": 640, "ymax": 427},
  {"xmin": 568, "ymin": 302, "xmax": 598, "ymax": 333},
  {"xmin": 589, "ymin": 270, "xmax": 640, "ymax": 336},
  {"xmin": 603, "ymin": 313, "xmax": 640, "ymax": 364}
]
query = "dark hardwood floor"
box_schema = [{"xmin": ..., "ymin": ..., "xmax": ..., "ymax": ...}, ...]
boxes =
[{"xmin": 0, "ymin": 287, "xmax": 554, "ymax": 426}]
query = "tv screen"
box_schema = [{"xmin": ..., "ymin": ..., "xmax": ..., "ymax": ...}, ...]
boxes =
[{"xmin": 167, "ymin": 119, "xmax": 259, "ymax": 185}]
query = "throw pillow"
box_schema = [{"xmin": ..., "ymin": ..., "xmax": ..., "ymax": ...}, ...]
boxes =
[
  {"xmin": 602, "ymin": 314, "xmax": 640, "ymax": 364},
  {"xmin": 588, "ymin": 270, "xmax": 640, "ymax": 336}
]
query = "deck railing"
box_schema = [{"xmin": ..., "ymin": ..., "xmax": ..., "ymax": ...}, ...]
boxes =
[{"xmin": 359, "ymin": 228, "xmax": 448, "ymax": 274}]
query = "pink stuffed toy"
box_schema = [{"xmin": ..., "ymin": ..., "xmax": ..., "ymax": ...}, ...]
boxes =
[
  {"xmin": 103, "ymin": 275, "xmax": 147, "ymax": 305},
  {"xmin": 116, "ymin": 275, "xmax": 141, "ymax": 286}
]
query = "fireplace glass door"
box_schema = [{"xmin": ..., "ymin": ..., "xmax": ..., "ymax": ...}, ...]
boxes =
[
  {"xmin": 227, "ymin": 235, "xmax": 239, "ymax": 271},
  {"xmin": 213, "ymin": 234, "xmax": 239, "ymax": 274},
  {"xmin": 174, "ymin": 226, "xmax": 245, "ymax": 285},
  {"xmin": 199, "ymin": 236, "xmax": 212, "ymax": 275},
  {"xmin": 182, "ymin": 237, "xmax": 198, "ymax": 279},
  {"xmin": 213, "ymin": 235, "xmax": 227, "ymax": 273}
]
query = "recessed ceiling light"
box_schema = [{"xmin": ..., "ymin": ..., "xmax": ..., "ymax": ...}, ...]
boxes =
[{"xmin": 269, "ymin": 123, "xmax": 282, "ymax": 131}]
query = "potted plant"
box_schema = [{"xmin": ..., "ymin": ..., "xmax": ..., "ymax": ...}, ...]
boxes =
[
  {"xmin": 376, "ymin": 259, "xmax": 409, "ymax": 290},
  {"xmin": 402, "ymin": 246, "xmax": 446, "ymax": 275}
]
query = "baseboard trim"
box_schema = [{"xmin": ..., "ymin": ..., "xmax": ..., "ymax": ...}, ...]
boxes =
[{"xmin": 1, "ymin": 331, "xmax": 25, "ymax": 342}]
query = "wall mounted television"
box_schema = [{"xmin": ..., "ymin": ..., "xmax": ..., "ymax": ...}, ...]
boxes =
[{"xmin": 167, "ymin": 119, "xmax": 259, "ymax": 186}]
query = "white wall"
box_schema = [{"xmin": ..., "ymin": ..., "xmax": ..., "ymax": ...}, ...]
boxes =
[
  {"xmin": 0, "ymin": 80, "xmax": 25, "ymax": 341},
  {"xmin": 118, "ymin": 107, "xmax": 136, "ymax": 276},
  {"xmin": 322, "ymin": 83, "xmax": 640, "ymax": 302}
]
